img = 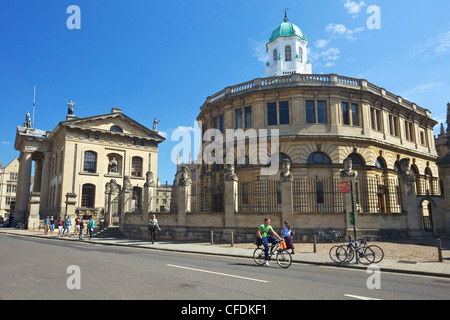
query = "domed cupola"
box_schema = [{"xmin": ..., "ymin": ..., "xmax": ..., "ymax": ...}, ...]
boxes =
[{"xmin": 265, "ymin": 12, "xmax": 312, "ymax": 77}]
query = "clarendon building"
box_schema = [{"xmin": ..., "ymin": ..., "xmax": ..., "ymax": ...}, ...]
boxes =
[
  {"xmin": 169, "ymin": 14, "xmax": 448, "ymax": 240},
  {"xmin": 13, "ymin": 106, "xmax": 165, "ymax": 229}
]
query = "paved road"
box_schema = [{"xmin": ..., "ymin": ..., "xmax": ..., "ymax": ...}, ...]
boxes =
[{"xmin": 1, "ymin": 233, "xmax": 449, "ymax": 302}]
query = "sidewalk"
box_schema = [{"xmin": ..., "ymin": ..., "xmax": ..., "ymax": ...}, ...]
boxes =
[{"xmin": 1, "ymin": 228, "xmax": 450, "ymax": 278}]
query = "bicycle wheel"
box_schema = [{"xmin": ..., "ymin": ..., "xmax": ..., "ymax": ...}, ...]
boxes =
[
  {"xmin": 336, "ymin": 245, "xmax": 353, "ymax": 263},
  {"xmin": 357, "ymin": 247, "xmax": 375, "ymax": 265},
  {"xmin": 253, "ymin": 248, "xmax": 265, "ymax": 265},
  {"xmin": 366, "ymin": 245, "xmax": 384, "ymax": 263},
  {"xmin": 276, "ymin": 250, "xmax": 292, "ymax": 268},
  {"xmin": 329, "ymin": 245, "xmax": 343, "ymax": 263}
]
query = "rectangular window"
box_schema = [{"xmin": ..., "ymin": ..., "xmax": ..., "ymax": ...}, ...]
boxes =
[
  {"xmin": 267, "ymin": 103, "xmax": 277, "ymax": 126},
  {"xmin": 235, "ymin": 109, "xmax": 242, "ymax": 129},
  {"xmin": 389, "ymin": 115, "xmax": 399, "ymax": 137},
  {"xmin": 316, "ymin": 181, "xmax": 324, "ymax": 204},
  {"xmin": 317, "ymin": 101, "xmax": 327, "ymax": 124},
  {"xmin": 242, "ymin": 183, "xmax": 249, "ymax": 205},
  {"xmin": 306, "ymin": 100, "xmax": 316, "ymax": 124},
  {"xmin": 131, "ymin": 157, "xmax": 143, "ymax": 177},
  {"xmin": 279, "ymin": 101, "xmax": 289, "ymax": 125},
  {"xmin": 83, "ymin": 151, "xmax": 97, "ymax": 173},
  {"xmin": 405, "ymin": 121, "xmax": 414, "ymax": 141},
  {"xmin": 245, "ymin": 107, "xmax": 252, "ymax": 129},
  {"xmin": 342, "ymin": 102, "xmax": 350, "ymax": 125},
  {"xmin": 371, "ymin": 108, "xmax": 381, "ymax": 131},
  {"xmin": 351, "ymin": 103, "xmax": 359, "ymax": 126}
]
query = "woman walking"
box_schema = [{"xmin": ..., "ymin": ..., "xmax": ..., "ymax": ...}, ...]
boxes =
[
  {"xmin": 57, "ymin": 217, "xmax": 64, "ymax": 237},
  {"xmin": 282, "ymin": 221, "xmax": 295, "ymax": 254},
  {"xmin": 148, "ymin": 214, "xmax": 161, "ymax": 244}
]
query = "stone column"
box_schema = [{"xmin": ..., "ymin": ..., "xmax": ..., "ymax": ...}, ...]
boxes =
[
  {"xmin": 398, "ymin": 158, "xmax": 422, "ymax": 237},
  {"xmin": 39, "ymin": 152, "xmax": 51, "ymax": 213},
  {"xmin": 16, "ymin": 151, "xmax": 33, "ymax": 219},
  {"xmin": 65, "ymin": 193, "xmax": 77, "ymax": 219},
  {"xmin": 224, "ymin": 165, "xmax": 238, "ymax": 229},
  {"xmin": 437, "ymin": 152, "xmax": 450, "ymax": 236}
]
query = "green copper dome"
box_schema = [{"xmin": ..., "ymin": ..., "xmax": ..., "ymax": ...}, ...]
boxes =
[{"xmin": 268, "ymin": 17, "xmax": 305, "ymax": 43}]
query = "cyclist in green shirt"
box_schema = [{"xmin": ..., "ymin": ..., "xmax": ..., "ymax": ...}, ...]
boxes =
[{"xmin": 256, "ymin": 218, "xmax": 282, "ymax": 266}]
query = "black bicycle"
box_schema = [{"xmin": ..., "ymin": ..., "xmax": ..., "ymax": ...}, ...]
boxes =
[{"xmin": 253, "ymin": 239, "xmax": 292, "ymax": 268}]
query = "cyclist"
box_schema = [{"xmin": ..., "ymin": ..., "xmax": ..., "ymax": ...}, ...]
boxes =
[{"xmin": 256, "ymin": 218, "xmax": 283, "ymax": 266}]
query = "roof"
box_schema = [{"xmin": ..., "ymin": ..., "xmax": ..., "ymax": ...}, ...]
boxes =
[{"xmin": 268, "ymin": 17, "xmax": 305, "ymax": 44}]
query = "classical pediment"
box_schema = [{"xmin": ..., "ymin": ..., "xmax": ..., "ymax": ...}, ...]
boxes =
[{"xmin": 60, "ymin": 111, "xmax": 165, "ymax": 142}]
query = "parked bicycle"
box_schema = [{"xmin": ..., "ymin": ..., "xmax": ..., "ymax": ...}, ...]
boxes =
[
  {"xmin": 310, "ymin": 225, "xmax": 344, "ymax": 243},
  {"xmin": 253, "ymin": 239, "xmax": 292, "ymax": 268},
  {"xmin": 329, "ymin": 236, "xmax": 384, "ymax": 265}
]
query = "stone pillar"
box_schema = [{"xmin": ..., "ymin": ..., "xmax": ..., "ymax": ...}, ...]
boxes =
[
  {"xmin": 16, "ymin": 151, "xmax": 33, "ymax": 219},
  {"xmin": 143, "ymin": 172, "xmax": 156, "ymax": 225},
  {"xmin": 398, "ymin": 158, "xmax": 422, "ymax": 237},
  {"xmin": 65, "ymin": 193, "xmax": 77, "ymax": 219},
  {"xmin": 437, "ymin": 155, "xmax": 450, "ymax": 236},
  {"xmin": 280, "ymin": 159, "xmax": 294, "ymax": 228},
  {"xmin": 28, "ymin": 192, "xmax": 41, "ymax": 230},
  {"xmin": 177, "ymin": 165, "xmax": 192, "ymax": 226},
  {"xmin": 224, "ymin": 165, "xmax": 238, "ymax": 229},
  {"xmin": 39, "ymin": 152, "xmax": 51, "ymax": 212}
]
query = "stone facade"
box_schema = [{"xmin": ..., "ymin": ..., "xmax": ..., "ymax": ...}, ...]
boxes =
[{"xmin": 14, "ymin": 107, "xmax": 165, "ymax": 229}]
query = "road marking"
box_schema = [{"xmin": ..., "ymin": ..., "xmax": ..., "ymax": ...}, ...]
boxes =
[
  {"xmin": 167, "ymin": 264, "xmax": 269, "ymax": 283},
  {"xmin": 344, "ymin": 294, "xmax": 381, "ymax": 300}
]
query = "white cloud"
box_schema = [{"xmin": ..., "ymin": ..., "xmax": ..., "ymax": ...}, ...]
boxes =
[
  {"xmin": 249, "ymin": 39, "xmax": 268, "ymax": 64},
  {"xmin": 1, "ymin": 141, "xmax": 10, "ymax": 145},
  {"xmin": 411, "ymin": 30, "xmax": 450, "ymax": 58},
  {"xmin": 343, "ymin": 0, "xmax": 366, "ymax": 17},
  {"xmin": 325, "ymin": 23, "xmax": 365, "ymax": 40},
  {"xmin": 309, "ymin": 45, "xmax": 341, "ymax": 69},
  {"xmin": 401, "ymin": 82, "xmax": 445, "ymax": 100},
  {"xmin": 314, "ymin": 39, "xmax": 329, "ymax": 49}
]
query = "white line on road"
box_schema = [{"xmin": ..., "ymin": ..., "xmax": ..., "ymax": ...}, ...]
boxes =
[
  {"xmin": 167, "ymin": 264, "xmax": 269, "ymax": 283},
  {"xmin": 344, "ymin": 294, "xmax": 382, "ymax": 300}
]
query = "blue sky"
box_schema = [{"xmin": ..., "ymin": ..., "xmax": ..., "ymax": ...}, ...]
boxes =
[{"xmin": 1, "ymin": 0, "xmax": 449, "ymax": 183}]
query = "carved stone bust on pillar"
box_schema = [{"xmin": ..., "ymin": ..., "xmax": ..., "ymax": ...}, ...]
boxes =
[
  {"xmin": 340, "ymin": 158, "xmax": 356, "ymax": 178},
  {"xmin": 280, "ymin": 159, "xmax": 293, "ymax": 182},
  {"xmin": 225, "ymin": 164, "xmax": 238, "ymax": 181}
]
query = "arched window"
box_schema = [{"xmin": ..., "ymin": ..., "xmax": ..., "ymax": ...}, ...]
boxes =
[
  {"xmin": 307, "ymin": 152, "xmax": 331, "ymax": 164},
  {"xmin": 131, "ymin": 156, "xmax": 143, "ymax": 177},
  {"xmin": 375, "ymin": 157, "xmax": 386, "ymax": 169},
  {"xmin": 298, "ymin": 47, "xmax": 303, "ymax": 63},
  {"xmin": 346, "ymin": 153, "xmax": 365, "ymax": 166},
  {"xmin": 81, "ymin": 184, "xmax": 95, "ymax": 208},
  {"xmin": 273, "ymin": 49, "xmax": 278, "ymax": 62},
  {"xmin": 110, "ymin": 125, "xmax": 123, "ymax": 133},
  {"xmin": 285, "ymin": 45, "xmax": 292, "ymax": 61},
  {"xmin": 83, "ymin": 151, "xmax": 97, "ymax": 173}
]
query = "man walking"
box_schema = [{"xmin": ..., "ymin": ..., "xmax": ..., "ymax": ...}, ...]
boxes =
[
  {"xmin": 88, "ymin": 217, "xmax": 95, "ymax": 240},
  {"xmin": 256, "ymin": 218, "xmax": 282, "ymax": 266},
  {"xmin": 43, "ymin": 216, "xmax": 50, "ymax": 235},
  {"xmin": 64, "ymin": 216, "xmax": 72, "ymax": 237}
]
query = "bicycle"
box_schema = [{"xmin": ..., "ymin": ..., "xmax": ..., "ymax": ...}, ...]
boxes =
[
  {"xmin": 311, "ymin": 225, "xmax": 344, "ymax": 243},
  {"xmin": 253, "ymin": 239, "xmax": 292, "ymax": 268},
  {"xmin": 329, "ymin": 237, "xmax": 384, "ymax": 265}
]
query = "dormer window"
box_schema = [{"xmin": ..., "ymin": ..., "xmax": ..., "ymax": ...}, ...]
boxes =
[{"xmin": 110, "ymin": 125, "xmax": 123, "ymax": 133}]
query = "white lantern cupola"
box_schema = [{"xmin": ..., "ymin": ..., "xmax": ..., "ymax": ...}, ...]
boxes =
[{"xmin": 265, "ymin": 13, "xmax": 312, "ymax": 77}]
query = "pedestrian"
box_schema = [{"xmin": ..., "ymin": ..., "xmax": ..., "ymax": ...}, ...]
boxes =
[
  {"xmin": 43, "ymin": 216, "xmax": 50, "ymax": 235},
  {"xmin": 282, "ymin": 220, "xmax": 295, "ymax": 254},
  {"xmin": 57, "ymin": 217, "xmax": 64, "ymax": 236},
  {"xmin": 74, "ymin": 215, "xmax": 81, "ymax": 236},
  {"xmin": 49, "ymin": 216, "xmax": 55, "ymax": 235},
  {"xmin": 148, "ymin": 214, "xmax": 161, "ymax": 244},
  {"xmin": 79, "ymin": 218, "xmax": 85, "ymax": 240},
  {"xmin": 88, "ymin": 217, "xmax": 95, "ymax": 240},
  {"xmin": 64, "ymin": 215, "xmax": 72, "ymax": 237}
]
